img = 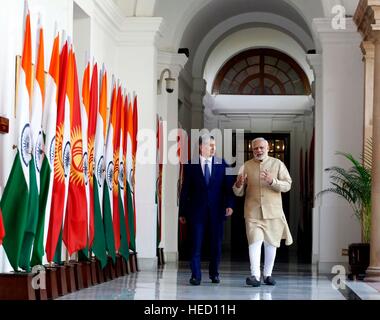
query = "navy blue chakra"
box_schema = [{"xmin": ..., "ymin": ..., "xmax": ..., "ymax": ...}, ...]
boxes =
[
  {"xmin": 63, "ymin": 141, "xmax": 71, "ymax": 178},
  {"xmin": 21, "ymin": 124, "xmax": 32, "ymax": 167},
  {"xmin": 106, "ymin": 161, "xmax": 114, "ymax": 191},
  {"xmin": 97, "ymin": 156, "xmax": 104, "ymax": 188},
  {"xmin": 35, "ymin": 130, "xmax": 44, "ymax": 173}
]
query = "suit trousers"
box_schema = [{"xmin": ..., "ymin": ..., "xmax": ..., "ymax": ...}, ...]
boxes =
[{"xmin": 189, "ymin": 210, "xmax": 224, "ymax": 281}]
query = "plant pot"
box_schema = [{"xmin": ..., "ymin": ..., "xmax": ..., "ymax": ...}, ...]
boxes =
[{"xmin": 348, "ymin": 243, "xmax": 370, "ymax": 280}]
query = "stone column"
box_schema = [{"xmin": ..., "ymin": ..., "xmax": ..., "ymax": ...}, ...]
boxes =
[
  {"xmin": 312, "ymin": 18, "xmax": 364, "ymax": 273},
  {"xmin": 306, "ymin": 53, "xmax": 323, "ymax": 265},
  {"xmin": 360, "ymin": 41, "xmax": 375, "ymax": 153},
  {"xmin": 116, "ymin": 17, "xmax": 164, "ymax": 271},
  {"xmin": 354, "ymin": 0, "xmax": 380, "ymax": 279},
  {"xmin": 190, "ymin": 78, "xmax": 207, "ymax": 129},
  {"xmin": 157, "ymin": 51, "xmax": 188, "ymax": 262},
  {"xmin": 367, "ymin": 33, "xmax": 380, "ymax": 278}
]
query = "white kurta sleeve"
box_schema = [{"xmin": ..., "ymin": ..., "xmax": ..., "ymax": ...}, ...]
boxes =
[
  {"xmin": 270, "ymin": 161, "xmax": 292, "ymax": 193},
  {"xmin": 233, "ymin": 165, "xmax": 245, "ymax": 197}
]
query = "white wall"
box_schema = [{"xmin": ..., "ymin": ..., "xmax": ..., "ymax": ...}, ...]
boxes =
[
  {"xmin": 73, "ymin": 3, "xmax": 91, "ymax": 88},
  {"xmin": 73, "ymin": 0, "xmax": 121, "ymax": 95},
  {"xmin": 156, "ymin": 52, "xmax": 188, "ymax": 262},
  {"xmin": 115, "ymin": 19, "xmax": 163, "ymax": 268},
  {"xmin": 178, "ymin": 70, "xmax": 193, "ymax": 133},
  {"xmin": 207, "ymin": 95, "xmax": 314, "ymax": 115},
  {"xmin": 313, "ymin": 19, "xmax": 364, "ymax": 272},
  {"xmin": 154, "ymin": 0, "xmax": 324, "ymax": 51},
  {"xmin": 192, "ymin": 12, "xmax": 315, "ymax": 80}
]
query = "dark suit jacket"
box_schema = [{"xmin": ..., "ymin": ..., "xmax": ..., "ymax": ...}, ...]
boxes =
[{"xmin": 179, "ymin": 156, "xmax": 235, "ymax": 225}]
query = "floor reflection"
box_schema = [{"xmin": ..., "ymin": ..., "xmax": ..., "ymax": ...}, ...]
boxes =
[{"xmin": 57, "ymin": 261, "xmax": 380, "ymax": 300}]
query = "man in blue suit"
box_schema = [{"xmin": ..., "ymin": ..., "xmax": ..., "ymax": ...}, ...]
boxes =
[{"xmin": 179, "ymin": 134, "xmax": 234, "ymax": 285}]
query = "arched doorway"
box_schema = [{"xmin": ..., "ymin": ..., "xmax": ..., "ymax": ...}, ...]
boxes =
[{"xmin": 178, "ymin": 48, "xmax": 314, "ymax": 264}]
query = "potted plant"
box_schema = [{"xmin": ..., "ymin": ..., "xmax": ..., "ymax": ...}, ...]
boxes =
[{"xmin": 317, "ymin": 139, "xmax": 372, "ymax": 279}]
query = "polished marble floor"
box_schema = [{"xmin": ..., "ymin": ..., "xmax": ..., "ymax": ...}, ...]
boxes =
[{"xmin": 57, "ymin": 261, "xmax": 380, "ymax": 300}]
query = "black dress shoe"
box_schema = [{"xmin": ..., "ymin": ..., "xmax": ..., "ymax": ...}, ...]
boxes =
[
  {"xmin": 189, "ymin": 278, "xmax": 201, "ymax": 286},
  {"xmin": 263, "ymin": 276, "xmax": 276, "ymax": 286},
  {"xmin": 246, "ymin": 276, "xmax": 261, "ymax": 287},
  {"xmin": 210, "ymin": 276, "xmax": 220, "ymax": 284}
]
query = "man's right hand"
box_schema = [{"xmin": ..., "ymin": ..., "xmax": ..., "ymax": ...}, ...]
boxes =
[
  {"xmin": 235, "ymin": 174, "xmax": 247, "ymax": 188},
  {"xmin": 179, "ymin": 216, "xmax": 186, "ymax": 224}
]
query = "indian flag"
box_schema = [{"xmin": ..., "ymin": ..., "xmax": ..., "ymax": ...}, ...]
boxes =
[
  {"xmin": 117, "ymin": 90, "xmax": 129, "ymax": 262},
  {"xmin": 38, "ymin": 27, "xmax": 59, "ymax": 266},
  {"xmin": 20, "ymin": 14, "xmax": 45, "ymax": 271},
  {"xmin": 126, "ymin": 95, "xmax": 135, "ymax": 251},
  {"xmin": 0, "ymin": 1, "xmax": 33, "ymax": 271},
  {"xmin": 78, "ymin": 54, "xmax": 90, "ymax": 260},
  {"xmin": 103, "ymin": 79, "xmax": 116, "ymax": 263},
  {"xmin": 91, "ymin": 65, "xmax": 108, "ymax": 268}
]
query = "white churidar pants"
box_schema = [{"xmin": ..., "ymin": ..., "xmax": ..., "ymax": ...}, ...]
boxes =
[{"xmin": 248, "ymin": 240, "xmax": 277, "ymax": 279}]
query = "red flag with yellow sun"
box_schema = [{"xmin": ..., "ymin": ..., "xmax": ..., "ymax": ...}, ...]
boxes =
[{"xmin": 62, "ymin": 48, "xmax": 88, "ymax": 255}]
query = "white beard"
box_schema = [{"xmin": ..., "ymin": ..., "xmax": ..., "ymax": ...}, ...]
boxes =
[{"xmin": 254, "ymin": 153, "xmax": 268, "ymax": 161}]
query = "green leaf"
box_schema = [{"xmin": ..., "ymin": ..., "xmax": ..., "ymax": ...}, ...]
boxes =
[{"xmin": 316, "ymin": 140, "xmax": 372, "ymax": 243}]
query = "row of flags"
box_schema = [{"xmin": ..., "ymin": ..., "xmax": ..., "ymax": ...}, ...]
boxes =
[{"xmin": 0, "ymin": 1, "xmax": 138, "ymax": 272}]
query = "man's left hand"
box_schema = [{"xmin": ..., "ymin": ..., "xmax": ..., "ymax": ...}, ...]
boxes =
[
  {"xmin": 225, "ymin": 208, "xmax": 233, "ymax": 216},
  {"xmin": 260, "ymin": 169, "xmax": 273, "ymax": 185}
]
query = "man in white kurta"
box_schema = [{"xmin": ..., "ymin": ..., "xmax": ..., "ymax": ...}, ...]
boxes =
[{"xmin": 233, "ymin": 138, "xmax": 293, "ymax": 287}]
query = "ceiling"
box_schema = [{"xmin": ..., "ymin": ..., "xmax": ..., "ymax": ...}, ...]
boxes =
[{"xmin": 111, "ymin": 0, "xmax": 359, "ymax": 77}]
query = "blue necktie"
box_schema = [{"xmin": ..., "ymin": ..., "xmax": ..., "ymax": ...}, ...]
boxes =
[{"xmin": 204, "ymin": 160, "xmax": 210, "ymax": 186}]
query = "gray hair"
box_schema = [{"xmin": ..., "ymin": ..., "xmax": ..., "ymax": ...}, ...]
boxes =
[
  {"xmin": 199, "ymin": 133, "xmax": 215, "ymax": 146},
  {"xmin": 252, "ymin": 137, "xmax": 268, "ymax": 146}
]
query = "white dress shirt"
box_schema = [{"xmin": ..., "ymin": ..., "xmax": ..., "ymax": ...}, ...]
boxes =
[{"xmin": 200, "ymin": 155, "xmax": 213, "ymax": 176}]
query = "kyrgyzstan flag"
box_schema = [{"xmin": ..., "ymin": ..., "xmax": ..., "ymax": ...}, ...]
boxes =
[
  {"xmin": 112, "ymin": 86, "xmax": 122, "ymax": 252},
  {"xmin": 91, "ymin": 65, "xmax": 108, "ymax": 268},
  {"xmin": 38, "ymin": 27, "xmax": 59, "ymax": 265},
  {"xmin": 0, "ymin": 1, "xmax": 33, "ymax": 271},
  {"xmin": 78, "ymin": 55, "xmax": 90, "ymax": 259},
  {"xmin": 103, "ymin": 80, "xmax": 117, "ymax": 263},
  {"xmin": 62, "ymin": 48, "xmax": 88, "ymax": 255},
  {"xmin": 45, "ymin": 38, "xmax": 71, "ymax": 263},
  {"xmin": 87, "ymin": 63, "xmax": 98, "ymax": 248}
]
